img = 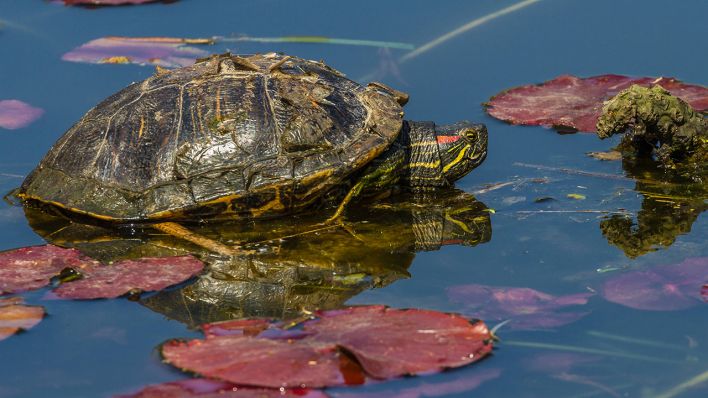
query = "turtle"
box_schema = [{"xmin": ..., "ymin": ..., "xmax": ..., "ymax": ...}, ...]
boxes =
[{"xmin": 18, "ymin": 53, "xmax": 487, "ymax": 253}]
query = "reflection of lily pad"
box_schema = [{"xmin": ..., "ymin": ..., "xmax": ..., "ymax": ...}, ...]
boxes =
[
  {"xmin": 602, "ymin": 257, "xmax": 708, "ymax": 311},
  {"xmin": 0, "ymin": 99, "xmax": 43, "ymax": 130},
  {"xmin": 486, "ymin": 75, "xmax": 708, "ymax": 132},
  {"xmin": 448, "ymin": 284, "xmax": 593, "ymax": 330},
  {"xmin": 0, "ymin": 297, "xmax": 44, "ymax": 341},
  {"xmin": 117, "ymin": 378, "xmax": 329, "ymax": 398},
  {"xmin": 161, "ymin": 305, "xmax": 493, "ymax": 388},
  {"xmin": 62, "ymin": 37, "xmax": 209, "ymax": 68}
]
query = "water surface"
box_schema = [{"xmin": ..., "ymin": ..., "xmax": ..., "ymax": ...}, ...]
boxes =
[{"xmin": 0, "ymin": 1, "xmax": 706, "ymax": 397}]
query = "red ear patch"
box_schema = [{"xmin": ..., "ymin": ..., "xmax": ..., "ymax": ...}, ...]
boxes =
[{"xmin": 436, "ymin": 135, "xmax": 461, "ymax": 145}]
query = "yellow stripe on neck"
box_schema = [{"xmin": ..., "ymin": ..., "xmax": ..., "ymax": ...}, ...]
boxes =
[
  {"xmin": 442, "ymin": 144, "xmax": 472, "ymax": 173},
  {"xmin": 409, "ymin": 160, "xmax": 441, "ymax": 169}
]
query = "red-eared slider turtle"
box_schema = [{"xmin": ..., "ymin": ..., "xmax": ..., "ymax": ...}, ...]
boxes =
[{"xmin": 18, "ymin": 53, "xmax": 487, "ymax": 252}]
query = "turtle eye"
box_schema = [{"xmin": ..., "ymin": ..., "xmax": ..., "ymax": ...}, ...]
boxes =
[{"xmin": 460, "ymin": 124, "xmax": 488, "ymax": 143}]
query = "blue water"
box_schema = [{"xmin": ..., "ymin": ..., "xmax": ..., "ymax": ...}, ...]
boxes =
[{"xmin": 0, "ymin": 0, "xmax": 706, "ymax": 397}]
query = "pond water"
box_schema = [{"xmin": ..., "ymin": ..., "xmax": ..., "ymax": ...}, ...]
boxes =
[{"xmin": 1, "ymin": 0, "xmax": 707, "ymax": 397}]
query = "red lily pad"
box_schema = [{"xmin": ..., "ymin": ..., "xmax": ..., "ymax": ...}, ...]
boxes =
[
  {"xmin": 0, "ymin": 244, "xmax": 203, "ymax": 299},
  {"xmin": 62, "ymin": 37, "xmax": 210, "ymax": 68},
  {"xmin": 162, "ymin": 306, "xmax": 493, "ymax": 388},
  {"xmin": 0, "ymin": 245, "xmax": 96, "ymax": 295},
  {"xmin": 116, "ymin": 378, "xmax": 330, "ymax": 398},
  {"xmin": 602, "ymin": 257, "xmax": 708, "ymax": 311},
  {"xmin": 702, "ymin": 284, "xmax": 708, "ymax": 302},
  {"xmin": 0, "ymin": 297, "xmax": 44, "ymax": 341},
  {"xmin": 448, "ymin": 284, "xmax": 593, "ymax": 330},
  {"xmin": 53, "ymin": 255, "xmax": 204, "ymax": 299},
  {"xmin": 486, "ymin": 75, "xmax": 708, "ymax": 132},
  {"xmin": 0, "ymin": 99, "xmax": 44, "ymax": 130}
]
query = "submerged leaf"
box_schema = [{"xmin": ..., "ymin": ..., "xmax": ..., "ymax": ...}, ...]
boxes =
[
  {"xmin": 566, "ymin": 193, "xmax": 586, "ymax": 200},
  {"xmin": 448, "ymin": 284, "xmax": 593, "ymax": 330},
  {"xmin": 587, "ymin": 150, "xmax": 622, "ymax": 161},
  {"xmin": 486, "ymin": 75, "xmax": 708, "ymax": 132},
  {"xmin": 63, "ymin": 0, "xmax": 167, "ymax": 5},
  {"xmin": 602, "ymin": 257, "xmax": 708, "ymax": 311},
  {"xmin": 116, "ymin": 378, "xmax": 329, "ymax": 398},
  {"xmin": 53, "ymin": 255, "xmax": 204, "ymax": 299},
  {"xmin": 0, "ymin": 99, "xmax": 44, "ymax": 130},
  {"xmin": 0, "ymin": 245, "xmax": 95, "ymax": 295},
  {"xmin": 330, "ymin": 368, "xmax": 502, "ymax": 398},
  {"xmin": 62, "ymin": 37, "xmax": 210, "ymax": 68},
  {"xmin": 161, "ymin": 306, "xmax": 493, "ymax": 388},
  {"xmin": 0, "ymin": 297, "xmax": 44, "ymax": 341}
]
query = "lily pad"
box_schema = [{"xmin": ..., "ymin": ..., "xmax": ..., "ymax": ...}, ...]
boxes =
[
  {"xmin": 448, "ymin": 284, "xmax": 593, "ymax": 330},
  {"xmin": 0, "ymin": 244, "xmax": 203, "ymax": 299},
  {"xmin": 0, "ymin": 245, "xmax": 95, "ymax": 295},
  {"xmin": 602, "ymin": 257, "xmax": 708, "ymax": 311},
  {"xmin": 485, "ymin": 75, "xmax": 708, "ymax": 132},
  {"xmin": 116, "ymin": 378, "xmax": 330, "ymax": 398},
  {"xmin": 62, "ymin": 37, "xmax": 209, "ymax": 68},
  {"xmin": 0, "ymin": 99, "xmax": 44, "ymax": 130},
  {"xmin": 53, "ymin": 255, "xmax": 204, "ymax": 299},
  {"xmin": 161, "ymin": 306, "xmax": 493, "ymax": 388},
  {"xmin": 0, "ymin": 297, "xmax": 44, "ymax": 341}
]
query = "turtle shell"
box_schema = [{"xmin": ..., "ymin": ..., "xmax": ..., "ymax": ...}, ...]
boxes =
[{"xmin": 19, "ymin": 53, "xmax": 404, "ymax": 221}]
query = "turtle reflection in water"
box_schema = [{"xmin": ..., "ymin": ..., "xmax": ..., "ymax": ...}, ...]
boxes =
[{"xmin": 25, "ymin": 190, "xmax": 491, "ymax": 325}]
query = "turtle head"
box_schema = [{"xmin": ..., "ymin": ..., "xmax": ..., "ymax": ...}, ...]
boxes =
[{"xmin": 437, "ymin": 122, "xmax": 488, "ymax": 183}]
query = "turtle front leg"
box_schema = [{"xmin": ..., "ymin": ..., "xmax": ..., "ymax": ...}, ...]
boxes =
[
  {"xmin": 323, "ymin": 180, "xmax": 367, "ymax": 225},
  {"xmin": 152, "ymin": 222, "xmax": 253, "ymax": 256},
  {"xmin": 323, "ymin": 136, "xmax": 407, "ymax": 225}
]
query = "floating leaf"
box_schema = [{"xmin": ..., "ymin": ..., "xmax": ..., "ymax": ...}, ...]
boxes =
[
  {"xmin": 62, "ymin": 37, "xmax": 210, "ymax": 68},
  {"xmin": 53, "ymin": 255, "xmax": 204, "ymax": 299},
  {"xmin": 587, "ymin": 150, "xmax": 622, "ymax": 161},
  {"xmin": 116, "ymin": 378, "xmax": 330, "ymax": 398},
  {"xmin": 0, "ymin": 99, "xmax": 44, "ymax": 130},
  {"xmin": 602, "ymin": 257, "xmax": 708, "ymax": 311},
  {"xmin": 62, "ymin": 0, "xmax": 167, "ymax": 5},
  {"xmin": 566, "ymin": 193, "xmax": 586, "ymax": 200},
  {"xmin": 330, "ymin": 368, "xmax": 501, "ymax": 398},
  {"xmin": 0, "ymin": 244, "xmax": 203, "ymax": 299},
  {"xmin": 0, "ymin": 297, "xmax": 44, "ymax": 341},
  {"xmin": 161, "ymin": 306, "xmax": 493, "ymax": 388},
  {"xmin": 702, "ymin": 284, "xmax": 708, "ymax": 302},
  {"xmin": 486, "ymin": 75, "xmax": 708, "ymax": 132},
  {"xmin": 0, "ymin": 245, "xmax": 95, "ymax": 295},
  {"xmin": 448, "ymin": 284, "xmax": 593, "ymax": 330}
]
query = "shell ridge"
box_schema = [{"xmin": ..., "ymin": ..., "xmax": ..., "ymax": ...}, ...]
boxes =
[{"xmin": 261, "ymin": 74, "xmax": 282, "ymax": 155}]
